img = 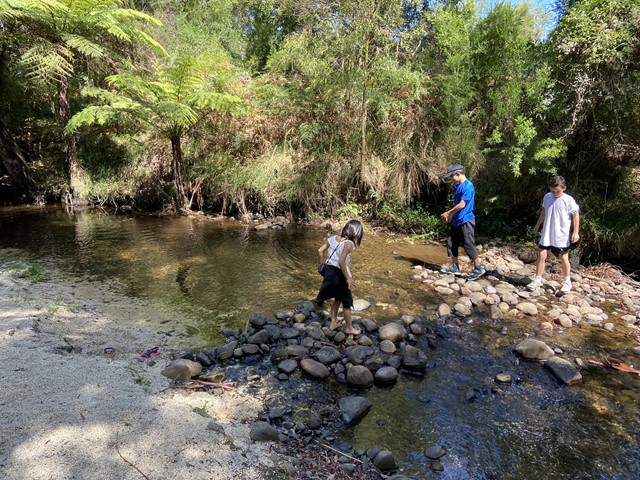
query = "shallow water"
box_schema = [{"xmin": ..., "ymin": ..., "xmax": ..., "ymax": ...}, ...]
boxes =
[{"xmin": 1, "ymin": 205, "xmax": 639, "ymax": 479}]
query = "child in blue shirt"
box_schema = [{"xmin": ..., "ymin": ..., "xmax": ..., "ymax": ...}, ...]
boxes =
[{"xmin": 440, "ymin": 164, "xmax": 485, "ymax": 280}]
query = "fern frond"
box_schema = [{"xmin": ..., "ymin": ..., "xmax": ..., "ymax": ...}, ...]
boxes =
[
  {"xmin": 187, "ymin": 92, "xmax": 242, "ymax": 112},
  {"xmin": 22, "ymin": 43, "xmax": 73, "ymax": 82},
  {"xmin": 155, "ymin": 101, "xmax": 198, "ymax": 127},
  {"xmin": 61, "ymin": 33, "xmax": 105, "ymax": 58}
]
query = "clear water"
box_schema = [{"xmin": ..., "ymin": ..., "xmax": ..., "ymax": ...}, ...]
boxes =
[{"xmin": 1, "ymin": 205, "xmax": 639, "ymax": 479}]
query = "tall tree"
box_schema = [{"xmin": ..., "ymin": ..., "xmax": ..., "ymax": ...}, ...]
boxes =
[
  {"xmin": 66, "ymin": 54, "xmax": 242, "ymax": 212},
  {"xmin": 0, "ymin": 0, "xmax": 166, "ymax": 203}
]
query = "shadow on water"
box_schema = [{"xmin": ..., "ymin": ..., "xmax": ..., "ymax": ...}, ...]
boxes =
[{"xmin": 1, "ymin": 206, "xmax": 639, "ymax": 479}]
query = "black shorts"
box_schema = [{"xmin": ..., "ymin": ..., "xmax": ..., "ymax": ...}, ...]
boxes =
[
  {"xmin": 539, "ymin": 244, "xmax": 570, "ymax": 255},
  {"xmin": 447, "ymin": 219, "xmax": 478, "ymax": 260},
  {"xmin": 316, "ymin": 266, "xmax": 353, "ymax": 308}
]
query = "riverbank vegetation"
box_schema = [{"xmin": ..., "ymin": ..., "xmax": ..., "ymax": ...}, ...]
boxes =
[{"xmin": 1, "ymin": 0, "xmax": 639, "ymax": 264}]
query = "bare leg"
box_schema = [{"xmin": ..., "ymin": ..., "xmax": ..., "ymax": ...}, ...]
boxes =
[
  {"xmin": 535, "ymin": 249, "xmax": 548, "ymax": 277},
  {"xmin": 343, "ymin": 307, "xmax": 360, "ymax": 335},
  {"xmin": 559, "ymin": 252, "xmax": 571, "ymax": 277},
  {"xmin": 329, "ymin": 301, "xmax": 340, "ymax": 331}
]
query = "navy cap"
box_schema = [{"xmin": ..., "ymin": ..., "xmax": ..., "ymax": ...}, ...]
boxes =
[{"xmin": 444, "ymin": 164, "xmax": 465, "ymax": 178}]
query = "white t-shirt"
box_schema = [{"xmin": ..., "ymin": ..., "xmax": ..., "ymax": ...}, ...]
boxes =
[
  {"xmin": 539, "ymin": 192, "xmax": 579, "ymax": 248},
  {"xmin": 326, "ymin": 235, "xmax": 354, "ymax": 276}
]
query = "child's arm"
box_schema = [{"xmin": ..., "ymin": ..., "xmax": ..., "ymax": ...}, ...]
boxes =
[
  {"xmin": 571, "ymin": 212, "xmax": 580, "ymax": 243},
  {"xmin": 317, "ymin": 241, "xmax": 329, "ymax": 267},
  {"xmin": 441, "ymin": 200, "xmax": 466, "ymax": 223},
  {"xmin": 533, "ymin": 208, "xmax": 545, "ymax": 234},
  {"xmin": 338, "ymin": 242, "xmax": 355, "ymax": 289}
]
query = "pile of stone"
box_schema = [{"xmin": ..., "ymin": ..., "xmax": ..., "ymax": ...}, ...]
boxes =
[{"xmin": 411, "ymin": 245, "xmax": 640, "ymax": 333}]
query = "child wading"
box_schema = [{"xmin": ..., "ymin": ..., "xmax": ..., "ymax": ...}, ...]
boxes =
[
  {"xmin": 528, "ymin": 175, "xmax": 580, "ymax": 293},
  {"xmin": 316, "ymin": 220, "xmax": 364, "ymax": 335},
  {"xmin": 440, "ymin": 164, "xmax": 485, "ymax": 280}
]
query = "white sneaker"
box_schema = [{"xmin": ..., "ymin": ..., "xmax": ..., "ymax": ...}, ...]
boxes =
[
  {"xmin": 527, "ymin": 278, "xmax": 542, "ymax": 291},
  {"xmin": 560, "ymin": 280, "xmax": 572, "ymax": 293}
]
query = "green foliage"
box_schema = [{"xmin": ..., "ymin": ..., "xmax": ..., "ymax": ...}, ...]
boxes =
[{"xmin": 376, "ymin": 201, "xmax": 447, "ymax": 239}]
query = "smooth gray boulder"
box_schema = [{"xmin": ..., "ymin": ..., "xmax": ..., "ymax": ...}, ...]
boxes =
[
  {"xmin": 339, "ymin": 396, "xmax": 372, "ymax": 426},
  {"xmin": 514, "ymin": 338, "xmax": 555, "ymax": 360}
]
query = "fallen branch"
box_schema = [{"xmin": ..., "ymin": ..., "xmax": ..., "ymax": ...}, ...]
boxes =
[
  {"xmin": 172, "ymin": 379, "xmax": 237, "ymax": 391},
  {"xmin": 115, "ymin": 433, "xmax": 150, "ymax": 480}
]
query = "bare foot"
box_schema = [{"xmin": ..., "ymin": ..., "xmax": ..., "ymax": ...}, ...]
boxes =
[
  {"xmin": 344, "ymin": 327, "xmax": 361, "ymax": 336},
  {"xmin": 329, "ymin": 319, "xmax": 339, "ymax": 331}
]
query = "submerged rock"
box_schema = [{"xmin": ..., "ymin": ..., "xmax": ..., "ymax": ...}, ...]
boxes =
[{"xmin": 514, "ymin": 338, "xmax": 555, "ymax": 360}]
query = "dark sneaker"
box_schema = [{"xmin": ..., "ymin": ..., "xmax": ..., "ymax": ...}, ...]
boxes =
[
  {"xmin": 440, "ymin": 264, "xmax": 461, "ymax": 275},
  {"xmin": 467, "ymin": 266, "xmax": 486, "ymax": 280}
]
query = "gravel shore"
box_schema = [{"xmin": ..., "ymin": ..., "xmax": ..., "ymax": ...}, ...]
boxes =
[{"xmin": 0, "ymin": 255, "xmax": 273, "ymax": 480}]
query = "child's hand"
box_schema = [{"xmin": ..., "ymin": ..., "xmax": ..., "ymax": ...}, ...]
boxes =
[
  {"xmin": 571, "ymin": 231, "xmax": 580, "ymax": 244},
  {"xmin": 440, "ymin": 211, "xmax": 451, "ymax": 223},
  {"xmin": 347, "ymin": 276, "xmax": 355, "ymax": 290}
]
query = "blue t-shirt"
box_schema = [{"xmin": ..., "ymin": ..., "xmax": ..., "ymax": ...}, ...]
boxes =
[{"xmin": 452, "ymin": 179, "xmax": 475, "ymax": 226}]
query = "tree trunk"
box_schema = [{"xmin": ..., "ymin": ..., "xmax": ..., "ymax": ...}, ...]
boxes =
[
  {"xmin": 58, "ymin": 75, "xmax": 86, "ymax": 204},
  {"xmin": 0, "ymin": 118, "xmax": 36, "ymax": 199},
  {"xmin": 170, "ymin": 134, "xmax": 190, "ymax": 212}
]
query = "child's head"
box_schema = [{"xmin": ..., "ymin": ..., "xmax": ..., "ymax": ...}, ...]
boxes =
[
  {"xmin": 548, "ymin": 175, "xmax": 567, "ymax": 198},
  {"xmin": 341, "ymin": 220, "xmax": 364, "ymax": 247},
  {"xmin": 444, "ymin": 164, "xmax": 465, "ymax": 184}
]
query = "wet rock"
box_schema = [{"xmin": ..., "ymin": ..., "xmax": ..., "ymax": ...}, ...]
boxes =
[
  {"xmin": 161, "ymin": 359, "xmax": 202, "ymax": 381},
  {"xmin": 312, "ymin": 346, "xmax": 342, "ymax": 364},
  {"xmin": 374, "ymin": 366, "xmax": 398, "ymax": 385},
  {"xmin": 347, "ymin": 345, "xmax": 374, "ymax": 364},
  {"xmin": 280, "ymin": 327, "xmax": 300, "ymax": 339},
  {"xmin": 249, "ymin": 421, "xmax": 280, "ymax": 442},
  {"xmin": 380, "ymin": 339, "xmax": 396, "ymax": 353},
  {"xmin": 300, "ymin": 358, "xmax": 330, "ymax": 379},
  {"xmin": 339, "ymin": 396, "xmax": 372, "ymax": 425},
  {"xmin": 516, "ymin": 302, "xmax": 538, "ymax": 316},
  {"xmin": 250, "ymin": 313, "xmax": 268, "ymax": 328},
  {"xmin": 307, "ymin": 412, "xmax": 322, "ymax": 430},
  {"xmin": 495, "ymin": 373, "xmax": 512, "ymax": 383},
  {"xmin": 515, "ymin": 338, "xmax": 555, "ymax": 360},
  {"xmin": 401, "ymin": 345, "xmax": 428, "ymax": 371},
  {"xmin": 277, "ymin": 359, "xmax": 298, "ymax": 373},
  {"xmin": 424, "ymin": 445, "xmax": 446, "ymax": 459},
  {"xmin": 241, "ymin": 343, "xmax": 260, "ymax": 355},
  {"xmin": 216, "ymin": 341, "xmax": 238, "ymax": 361},
  {"xmin": 490, "ymin": 305, "xmax": 504, "ymax": 320},
  {"xmin": 379, "ymin": 322, "xmax": 407, "ymax": 343},
  {"xmin": 247, "ymin": 329, "xmax": 270, "ymax": 345},
  {"xmin": 437, "ymin": 303, "xmax": 452, "ymax": 317},
  {"xmin": 285, "ymin": 345, "xmax": 309, "ymax": 357},
  {"xmin": 358, "ymin": 335, "xmax": 374, "ymax": 346},
  {"xmin": 545, "ymin": 356, "xmax": 582, "ymax": 385},
  {"xmin": 373, "ymin": 450, "xmax": 397, "ymax": 471},
  {"xmin": 347, "ymin": 365, "xmax": 374, "ymax": 386},
  {"xmin": 454, "ymin": 303, "xmax": 472, "ymax": 316}
]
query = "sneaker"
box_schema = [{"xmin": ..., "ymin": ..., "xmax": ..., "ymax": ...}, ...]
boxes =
[
  {"xmin": 467, "ymin": 265, "xmax": 486, "ymax": 280},
  {"xmin": 560, "ymin": 279, "xmax": 572, "ymax": 293},
  {"xmin": 527, "ymin": 278, "xmax": 543, "ymax": 291},
  {"xmin": 440, "ymin": 263, "xmax": 461, "ymax": 275}
]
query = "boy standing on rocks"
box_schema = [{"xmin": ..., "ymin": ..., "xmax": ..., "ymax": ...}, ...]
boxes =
[
  {"xmin": 528, "ymin": 175, "xmax": 580, "ymax": 293},
  {"xmin": 440, "ymin": 164, "xmax": 485, "ymax": 280}
]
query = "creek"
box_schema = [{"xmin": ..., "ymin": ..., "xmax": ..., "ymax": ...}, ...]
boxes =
[{"xmin": 1, "ymin": 205, "xmax": 638, "ymax": 479}]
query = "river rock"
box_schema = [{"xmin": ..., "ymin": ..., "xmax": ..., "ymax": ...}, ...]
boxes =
[
  {"xmin": 514, "ymin": 338, "xmax": 555, "ymax": 360},
  {"xmin": 490, "ymin": 305, "xmax": 504, "ymax": 320},
  {"xmin": 247, "ymin": 329, "xmax": 270, "ymax": 345},
  {"xmin": 380, "ymin": 339, "xmax": 396, "ymax": 353},
  {"xmin": 438, "ymin": 303, "xmax": 452, "ymax": 317},
  {"xmin": 402, "ymin": 345, "xmax": 428, "ymax": 371},
  {"xmin": 544, "ymin": 356, "xmax": 582, "ymax": 385},
  {"xmin": 436, "ymin": 286, "xmax": 455, "ymax": 296},
  {"xmin": 373, "ymin": 450, "xmax": 398, "ymax": 471},
  {"xmin": 347, "ymin": 345, "xmax": 374, "ymax": 365},
  {"xmin": 346, "ymin": 365, "xmax": 374, "ymax": 386},
  {"xmin": 454, "ymin": 303, "xmax": 472, "ymax": 316},
  {"xmin": 374, "ymin": 366, "xmax": 398, "ymax": 385},
  {"xmin": 353, "ymin": 299, "xmax": 371, "ymax": 311},
  {"xmin": 300, "ymin": 358, "xmax": 330, "ymax": 379},
  {"xmin": 277, "ymin": 359, "xmax": 298, "ymax": 373},
  {"xmin": 161, "ymin": 359, "xmax": 202, "ymax": 381},
  {"xmin": 516, "ymin": 302, "xmax": 538, "ymax": 316},
  {"xmin": 250, "ymin": 313, "xmax": 268, "ymax": 328},
  {"xmin": 249, "ymin": 421, "xmax": 280, "ymax": 442},
  {"xmin": 285, "ymin": 345, "xmax": 309, "ymax": 357},
  {"xmin": 360, "ymin": 318, "xmax": 379, "ymax": 332},
  {"xmin": 555, "ymin": 314, "xmax": 573, "ymax": 328},
  {"xmin": 313, "ymin": 346, "xmax": 342, "ymax": 364},
  {"xmin": 424, "ymin": 445, "xmax": 446, "ymax": 459},
  {"xmin": 216, "ymin": 341, "xmax": 238, "ymax": 360},
  {"xmin": 339, "ymin": 396, "xmax": 372, "ymax": 425},
  {"xmin": 379, "ymin": 322, "xmax": 407, "ymax": 343}
]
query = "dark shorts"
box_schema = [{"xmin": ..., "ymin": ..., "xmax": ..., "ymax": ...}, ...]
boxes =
[
  {"xmin": 316, "ymin": 266, "xmax": 353, "ymax": 308},
  {"xmin": 539, "ymin": 244, "xmax": 570, "ymax": 255},
  {"xmin": 447, "ymin": 219, "xmax": 478, "ymax": 260}
]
